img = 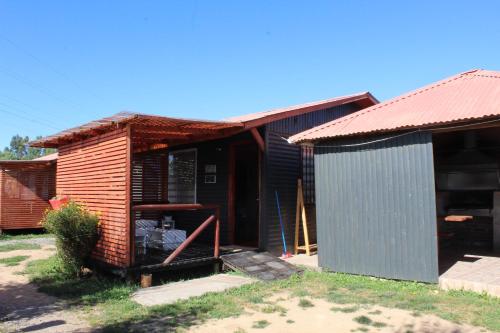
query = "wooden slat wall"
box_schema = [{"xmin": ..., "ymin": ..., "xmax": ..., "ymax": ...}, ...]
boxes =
[
  {"xmin": 0, "ymin": 163, "xmax": 56, "ymax": 230},
  {"xmin": 57, "ymin": 128, "xmax": 131, "ymax": 267}
]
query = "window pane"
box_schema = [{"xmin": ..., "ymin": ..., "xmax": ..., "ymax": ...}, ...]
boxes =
[{"xmin": 168, "ymin": 149, "xmax": 197, "ymax": 203}]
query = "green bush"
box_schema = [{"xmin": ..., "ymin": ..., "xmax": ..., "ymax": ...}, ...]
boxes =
[{"xmin": 42, "ymin": 200, "xmax": 99, "ymax": 277}]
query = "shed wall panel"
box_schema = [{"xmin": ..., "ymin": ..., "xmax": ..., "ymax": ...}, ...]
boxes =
[
  {"xmin": 314, "ymin": 132, "xmax": 438, "ymax": 282},
  {"xmin": 57, "ymin": 128, "xmax": 129, "ymax": 268}
]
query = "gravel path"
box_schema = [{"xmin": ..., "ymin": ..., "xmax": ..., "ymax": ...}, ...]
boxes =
[
  {"xmin": 0, "ymin": 243, "xmax": 91, "ymax": 333},
  {"xmin": 0, "ymin": 236, "xmax": 55, "ymax": 247}
]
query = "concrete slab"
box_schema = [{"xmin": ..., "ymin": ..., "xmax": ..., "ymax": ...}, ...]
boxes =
[
  {"xmin": 439, "ymin": 253, "xmax": 500, "ymax": 298},
  {"xmin": 132, "ymin": 274, "xmax": 256, "ymax": 306},
  {"xmin": 283, "ymin": 254, "xmax": 320, "ymax": 271}
]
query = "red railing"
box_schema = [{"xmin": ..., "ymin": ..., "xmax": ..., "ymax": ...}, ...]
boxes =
[{"xmin": 131, "ymin": 203, "xmax": 220, "ymax": 267}]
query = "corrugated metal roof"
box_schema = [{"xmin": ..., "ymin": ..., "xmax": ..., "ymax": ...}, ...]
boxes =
[
  {"xmin": 290, "ymin": 69, "xmax": 500, "ymax": 143},
  {"xmin": 225, "ymin": 92, "xmax": 378, "ymax": 127},
  {"xmin": 30, "ymin": 92, "xmax": 378, "ymax": 148}
]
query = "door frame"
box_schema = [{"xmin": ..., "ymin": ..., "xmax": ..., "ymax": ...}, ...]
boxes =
[{"xmin": 228, "ymin": 140, "xmax": 261, "ymax": 245}]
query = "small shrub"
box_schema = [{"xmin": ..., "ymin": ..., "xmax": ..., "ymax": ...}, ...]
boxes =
[
  {"xmin": 252, "ymin": 320, "xmax": 270, "ymax": 329},
  {"xmin": 353, "ymin": 315, "xmax": 372, "ymax": 325},
  {"xmin": 42, "ymin": 200, "xmax": 99, "ymax": 277},
  {"xmin": 298, "ymin": 298, "xmax": 314, "ymax": 308}
]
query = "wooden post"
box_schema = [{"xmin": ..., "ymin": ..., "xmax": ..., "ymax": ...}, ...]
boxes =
[
  {"xmin": 294, "ymin": 180, "xmax": 301, "ymax": 255},
  {"xmin": 294, "ymin": 179, "xmax": 316, "ymax": 256},
  {"xmin": 214, "ymin": 207, "xmax": 220, "ymax": 258},
  {"xmin": 250, "ymin": 128, "xmax": 265, "ymax": 152},
  {"xmin": 140, "ymin": 273, "xmax": 152, "ymax": 288}
]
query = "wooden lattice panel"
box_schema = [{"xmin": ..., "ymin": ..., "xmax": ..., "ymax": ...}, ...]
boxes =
[{"xmin": 57, "ymin": 128, "xmax": 130, "ymax": 267}]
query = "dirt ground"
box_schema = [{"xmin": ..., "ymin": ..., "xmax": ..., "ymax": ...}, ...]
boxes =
[
  {"xmin": 0, "ymin": 242, "xmax": 90, "ymax": 333},
  {"xmin": 189, "ymin": 292, "xmax": 490, "ymax": 333}
]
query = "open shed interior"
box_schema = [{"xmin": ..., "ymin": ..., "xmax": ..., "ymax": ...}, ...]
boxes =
[{"xmin": 433, "ymin": 128, "xmax": 500, "ymax": 274}]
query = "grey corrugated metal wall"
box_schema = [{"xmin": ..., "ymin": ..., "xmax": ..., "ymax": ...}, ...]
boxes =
[
  {"xmin": 314, "ymin": 132, "xmax": 438, "ymax": 282},
  {"xmin": 262, "ymin": 103, "xmax": 363, "ymax": 253}
]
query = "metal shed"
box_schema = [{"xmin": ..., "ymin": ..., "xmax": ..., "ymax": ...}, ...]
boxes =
[{"xmin": 290, "ymin": 69, "xmax": 500, "ymax": 284}]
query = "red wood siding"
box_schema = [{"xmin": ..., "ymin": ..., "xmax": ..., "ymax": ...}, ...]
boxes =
[
  {"xmin": 57, "ymin": 128, "xmax": 131, "ymax": 267},
  {"xmin": 0, "ymin": 163, "xmax": 55, "ymax": 230}
]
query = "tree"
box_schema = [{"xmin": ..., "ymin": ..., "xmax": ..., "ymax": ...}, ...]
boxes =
[{"xmin": 0, "ymin": 135, "xmax": 56, "ymax": 160}]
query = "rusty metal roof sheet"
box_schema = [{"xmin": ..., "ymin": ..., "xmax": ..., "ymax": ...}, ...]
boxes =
[{"xmin": 290, "ymin": 69, "xmax": 500, "ymax": 143}]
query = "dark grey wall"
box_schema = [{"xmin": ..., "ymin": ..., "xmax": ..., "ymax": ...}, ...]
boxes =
[
  {"xmin": 314, "ymin": 132, "xmax": 438, "ymax": 283},
  {"xmin": 262, "ymin": 103, "xmax": 363, "ymax": 254}
]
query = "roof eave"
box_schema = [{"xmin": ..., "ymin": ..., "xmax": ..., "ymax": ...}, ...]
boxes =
[{"xmin": 241, "ymin": 93, "xmax": 378, "ymax": 129}]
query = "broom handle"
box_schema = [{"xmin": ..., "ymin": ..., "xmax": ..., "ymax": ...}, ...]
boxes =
[{"xmin": 275, "ymin": 190, "xmax": 288, "ymax": 254}]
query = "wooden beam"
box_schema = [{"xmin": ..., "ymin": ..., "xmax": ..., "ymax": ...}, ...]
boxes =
[
  {"xmin": 132, "ymin": 203, "xmax": 220, "ymax": 211},
  {"xmin": 250, "ymin": 128, "xmax": 265, "ymax": 152}
]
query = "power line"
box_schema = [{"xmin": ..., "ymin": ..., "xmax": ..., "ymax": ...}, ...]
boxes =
[
  {"xmin": 0, "ymin": 101, "xmax": 64, "ymax": 130},
  {"xmin": 0, "ymin": 95, "xmax": 75, "ymax": 125},
  {"xmin": 0, "ymin": 33, "xmax": 107, "ymax": 104},
  {"xmin": 0, "ymin": 107, "xmax": 61, "ymax": 131},
  {"xmin": 0, "ymin": 65, "xmax": 88, "ymax": 114}
]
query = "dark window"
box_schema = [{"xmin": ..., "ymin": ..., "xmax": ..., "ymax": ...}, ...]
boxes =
[
  {"xmin": 168, "ymin": 149, "xmax": 197, "ymax": 203},
  {"xmin": 301, "ymin": 145, "xmax": 315, "ymax": 204}
]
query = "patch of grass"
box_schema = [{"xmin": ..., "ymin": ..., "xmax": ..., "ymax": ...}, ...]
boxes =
[
  {"xmin": 252, "ymin": 320, "xmax": 270, "ymax": 329},
  {"xmin": 0, "ymin": 232, "xmax": 49, "ymax": 241},
  {"xmin": 354, "ymin": 327, "xmax": 369, "ymax": 332},
  {"xmin": 0, "ymin": 255, "xmax": 29, "ymax": 266},
  {"xmin": 233, "ymin": 329, "xmax": 246, "ymax": 333},
  {"xmin": 0, "ymin": 242, "xmax": 41, "ymax": 252},
  {"xmin": 261, "ymin": 304, "xmax": 286, "ymax": 315},
  {"xmin": 24, "ymin": 260, "xmax": 500, "ymax": 332},
  {"xmin": 372, "ymin": 321, "xmax": 387, "ymax": 328},
  {"xmin": 286, "ymin": 319, "xmax": 294, "ymax": 324},
  {"xmin": 353, "ymin": 315, "xmax": 373, "ymax": 325},
  {"xmin": 368, "ymin": 309, "xmax": 382, "ymax": 315},
  {"xmin": 298, "ymin": 298, "xmax": 314, "ymax": 308},
  {"xmin": 331, "ymin": 305, "xmax": 359, "ymax": 313}
]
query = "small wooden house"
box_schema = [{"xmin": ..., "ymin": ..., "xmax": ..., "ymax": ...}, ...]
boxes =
[
  {"xmin": 0, "ymin": 153, "xmax": 57, "ymax": 232},
  {"xmin": 30, "ymin": 93, "xmax": 377, "ymax": 273}
]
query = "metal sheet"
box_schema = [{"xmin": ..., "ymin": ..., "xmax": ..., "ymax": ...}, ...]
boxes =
[{"xmin": 314, "ymin": 131, "xmax": 438, "ymax": 282}]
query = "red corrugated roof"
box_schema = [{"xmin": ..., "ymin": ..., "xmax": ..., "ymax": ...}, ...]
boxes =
[{"xmin": 289, "ymin": 69, "xmax": 500, "ymax": 143}]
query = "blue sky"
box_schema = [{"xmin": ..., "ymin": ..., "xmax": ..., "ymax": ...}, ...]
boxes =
[{"xmin": 0, "ymin": 1, "xmax": 499, "ymax": 148}]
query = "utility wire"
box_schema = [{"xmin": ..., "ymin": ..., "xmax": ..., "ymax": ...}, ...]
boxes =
[
  {"xmin": 0, "ymin": 33, "xmax": 107, "ymax": 104},
  {"xmin": 0, "ymin": 101, "xmax": 65, "ymax": 130},
  {"xmin": 0, "ymin": 107, "xmax": 61, "ymax": 131},
  {"xmin": 284, "ymin": 118, "xmax": 500, "ymax": 149},
  {"xmin": 0, "ymin": 65, "xmax": 88, "ymax": 114},
  {"xmin": 0, "ymin": 94, "xmax": 76, "ymax": 124}
]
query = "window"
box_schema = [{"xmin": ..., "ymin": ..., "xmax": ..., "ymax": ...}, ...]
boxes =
[
  {"xmin": 301, "ymin": 145, "xmax": 315, "ymax": 204},
  {"xmin": 168, "ymin": 149, "xmax": 197, "ymax": 203}
]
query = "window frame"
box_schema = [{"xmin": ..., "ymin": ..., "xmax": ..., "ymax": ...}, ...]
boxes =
[{"xmin": 167, "ymin": 148, "xmax": 198, "ymax": 204}]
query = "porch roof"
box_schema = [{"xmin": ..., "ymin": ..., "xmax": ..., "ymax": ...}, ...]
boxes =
[
  {"xmin": 30, "ymin": 92, "xmax": 378, "ymax": 149},
  {"xmin": 30, "ymin": 113, "xmax": 245, "ymax": 148}
]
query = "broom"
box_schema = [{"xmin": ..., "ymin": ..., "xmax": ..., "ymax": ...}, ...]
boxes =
[{"xmin": 275, "ymin": 190, "xmax": 292, "ymax": 258}]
